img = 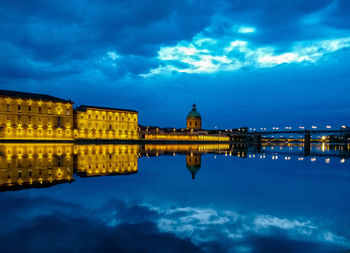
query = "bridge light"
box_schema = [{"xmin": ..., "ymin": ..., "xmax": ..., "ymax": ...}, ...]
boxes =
[
  {"xmin": 326, "ymin": 126, "xmax": 331, "ymax": 129},
  {"xmin": 325, "ymin": 158, "xmax": 330, "ymax": 163},
  {"xmin": 341, "ymin": 125, "xmax": 346, "ymax": 129},
  {"xmin": 312, "ymin": 126, "xmax": 317, "ymax": 129},
  {"xmin": 299, "ymin": 126, "xmax": 304, "ymax": 129},
  {"xmin": 321, "ymin": 136, "xmax": 326, "ymax": 140},
  {"xmin": 311, "ymin": 158, "xmax": 316, "ymax": 162},
  {"xmin": 341, "ymin": 159, "xmax": 345, "ymax": 163}
]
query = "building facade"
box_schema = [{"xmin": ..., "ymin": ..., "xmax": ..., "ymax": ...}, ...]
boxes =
[
  {"xmin": 0, "ymin": 90, "xmax": 74, "ymax": 140},
  {"xmin": 73, "ymin": 105, "xmax": 139, "ymax": 140}
]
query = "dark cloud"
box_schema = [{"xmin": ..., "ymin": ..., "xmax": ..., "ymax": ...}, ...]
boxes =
[
  {"xmin": 0, "ymin": 196, "xmax": 202, "ymax": 253},
  {"xmin": 0, "ymin": 196, "xmax": 348, "ymax": 253}
]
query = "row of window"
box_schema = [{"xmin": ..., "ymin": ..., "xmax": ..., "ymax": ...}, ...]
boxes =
[
  {"xmin": 6, "ymin": 104, "xmax": 70, "ymax": 115},
  {"xmin": 85, "ymin": 114, "xmax": 137, "ymax": 122},
  {"xmin": 5, "ymin": 115, "xmax": 68, "ymax": 125},
  {"xmin": 6, "ymin": 128, "xmax": 71, "ymax": 135}
]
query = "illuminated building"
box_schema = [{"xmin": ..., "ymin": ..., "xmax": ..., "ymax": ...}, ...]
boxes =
[
  {"xmin": 0, "ymin": 90, "xmax": 74, "ymax": 140},
  {"xmin": 74, "ymin": 144, "xmax": 139, "ymax": 176},
  {"xmin": 144, "ymin": 144, "xmax": 230, "ymax": 154},
  {"xmin": 0, "ymin": 143, "xmax": 74, "ymax": 190},
  {"xmin": 187, "ymin": 104, "xmax": 201, "ymax": 130},
  {"xmin": 186, "ymin": 153, "xmax": 201, "ymax": 179},
  {"xmin": 73, "ymin": 105, "xmax": 139, "ymax": 140}
]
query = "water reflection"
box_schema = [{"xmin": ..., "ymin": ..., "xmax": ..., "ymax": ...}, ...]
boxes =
[
  {"xmin": 0, "ymin": 143, "xmax": 348, "ymax": 191},
  {"xmin": 74, "ymin": 145, "xmax": 139, "ymax": 177},
  {"xmin": 0, "ymin": 142, "xmax": 349, "ymax": 252},
  {"xmin": 0, "ymin": 144, "xmax": 74, "ymax": 191}
]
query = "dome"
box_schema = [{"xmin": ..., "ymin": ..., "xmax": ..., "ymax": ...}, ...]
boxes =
[
  {"xmin": 187, "ymin": 164, "xmax": 201, "ymax": 179},
  {"xmin": 187, "ymin": 104, "xmax": 201, "ymax": 119}
]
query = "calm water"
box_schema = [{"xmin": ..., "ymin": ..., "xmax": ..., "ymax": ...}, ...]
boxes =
[{"xmin": 0, "ymin": 143, "xmax": 349, "ymax": 253}]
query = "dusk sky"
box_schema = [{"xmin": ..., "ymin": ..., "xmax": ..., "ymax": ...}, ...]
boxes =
[{"xmin": 1, "ymin": 0, "xmax": 350, "ymax": 129}]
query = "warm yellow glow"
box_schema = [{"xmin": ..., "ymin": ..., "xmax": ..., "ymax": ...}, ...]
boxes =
[
  {"xmin": 0, "ymin": 97, "xmax": 73, "ymax": 140},
  {"xmin": 74, "ymin": 107, "xmax": 139, "ymax": 140},
  {"xmin": 74, "ymin": 145, "xmax": 139, "ymax": 176},
  {"xmin": 145, "ymin": 133, "xmax": 229, "ymax": 142},
  {"xmin": 0, "ymin": 143, "xmax": 74, "ymax": 189}
]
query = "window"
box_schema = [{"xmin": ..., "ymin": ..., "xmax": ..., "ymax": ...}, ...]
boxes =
[
  {"xmin": 109, "ymin": 116, "xmax": 111, "ymax": 120},
  {"xmin": 88, "ymin": 115, "xmax": 91, "ymax": 119},
  {"xmin": 66, "ymin": 109, "xmax": 70, "ymax": 115},
  {"xmin": 7, "ymin": 104, "xmax": 10, "ymax": 112},
  {"xmin": 96, "ymin": 115, "xmax": 98, "ymax": 120},
  {"xmin": 109, "ymin": 124, "xmax": 112, "ymax": 130},
  {"xmin": 18, "ymin": 105, "xmax": 21, "ymax": 112},
  {"xmin": 57, "ymin": 117, "xmax": 61, "ymax": 127},
  {"xmin": 48, "ymin": 107, "xmax": 52, "ymax": 114},
  {"xmin": 28, "ymin": 116, "xmax": 32, "ymax": 124},
  {"xmin": 7, "ymin": 115, "xmax": 10, "ymax": 121},
  {"xmin": 38, "ymin": 107, "xmax": 42, "ymax": 113},
  {"xmin": 18, "ymin": 115, "xmax": 21, "ymax": 124},
  {"xmin": 189, "ymin": 122, "xmax": 192, "ymax": 126},
  {"xmin": 28, "ymin": 106, "xmax": 31, "ymax": 112},
  {"xmin": 195, "ymin": 122, "xmax": 197, "ymax": 126}
]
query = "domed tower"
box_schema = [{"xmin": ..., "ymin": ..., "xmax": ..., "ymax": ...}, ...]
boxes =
[
  {"xmin": 186, "ymin": 104, "xmax": 201, "ymax": 130},
  {"xmin": 186, "ymin": 154, "xmax": 201, "ymax": 180}
]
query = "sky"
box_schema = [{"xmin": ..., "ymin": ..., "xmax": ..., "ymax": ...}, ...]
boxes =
[{"xmin": 1, "ymin": 0, "xmax": 350, "ymax": 129}]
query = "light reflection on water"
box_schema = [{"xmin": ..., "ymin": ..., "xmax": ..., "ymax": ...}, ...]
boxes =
[{"xmin": 0, "ymin": 143, "xmax": 349, "ymax": 253}]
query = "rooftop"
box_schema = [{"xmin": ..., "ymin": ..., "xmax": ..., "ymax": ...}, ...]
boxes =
[
  {"xmin": 0, "ymin": 89, "xmax": 72, "ymax": 103},
  {"xmin": 76, "ymin": 105, "xmax": 138, "ymax": 113}
]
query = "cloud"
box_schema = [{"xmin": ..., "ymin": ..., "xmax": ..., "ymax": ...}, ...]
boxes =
[{"xmin": 141, "ymin": 31, "xmax": 350, "ymax": 77}]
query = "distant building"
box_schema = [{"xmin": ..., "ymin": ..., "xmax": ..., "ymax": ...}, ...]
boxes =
[
  {"xmin": 0, "ymin": 89, "xmax": 74, "ymax": 140},
  {"xmin": 186, "ymin": 104, "xmax": 201, "ymax": 130},
  {"xmin": 73, "ymin": 105, "xmax": 139, "ymax": 140}
]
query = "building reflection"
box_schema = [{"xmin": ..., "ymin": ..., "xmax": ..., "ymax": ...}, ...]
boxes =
[
  {"xmin": 0, "ymin": 144, "xmax": 74, "ymax": 191},
  {"xmin": 186, "ymin": 154, "xmax": 201, "ymax": 179},
  {"xmin": 0, "ymin": 142, "xmax": 347, "ymax": 191},
  {"xmin": 143, "ymin": 144, "xmax": 232, "ymax": 180},
  {"xmin": 74, "ymin": 145, "xmax": 139, "ymax": 177}
]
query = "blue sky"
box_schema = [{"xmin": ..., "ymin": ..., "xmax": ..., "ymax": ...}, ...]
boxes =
[{"xmin": 1, "ymin": 0, "xmax": 350, "ymax": 129}]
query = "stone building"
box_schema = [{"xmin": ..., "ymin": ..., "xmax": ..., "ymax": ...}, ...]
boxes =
[
  {"xmin": 73, "ymin": 105, "xmax": 139, "ymax": 140},
  {"xmin": 0, "ymin": 90, "xmax": 74, "ymax": 140}
]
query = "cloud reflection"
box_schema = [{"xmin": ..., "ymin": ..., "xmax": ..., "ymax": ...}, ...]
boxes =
[{"xmin": 0, "ymin": 196, "xmax": 348, "ymax": 253}]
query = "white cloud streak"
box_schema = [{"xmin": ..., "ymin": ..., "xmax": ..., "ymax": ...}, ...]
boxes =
[{"xmin": 140, "ymin": 31, "xmax": 350, "ymax": 77}]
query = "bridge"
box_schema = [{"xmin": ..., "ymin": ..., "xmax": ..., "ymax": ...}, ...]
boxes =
[{"xmin": 253, "ymin": 129, "xmax": 350, "ymax": 156}]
